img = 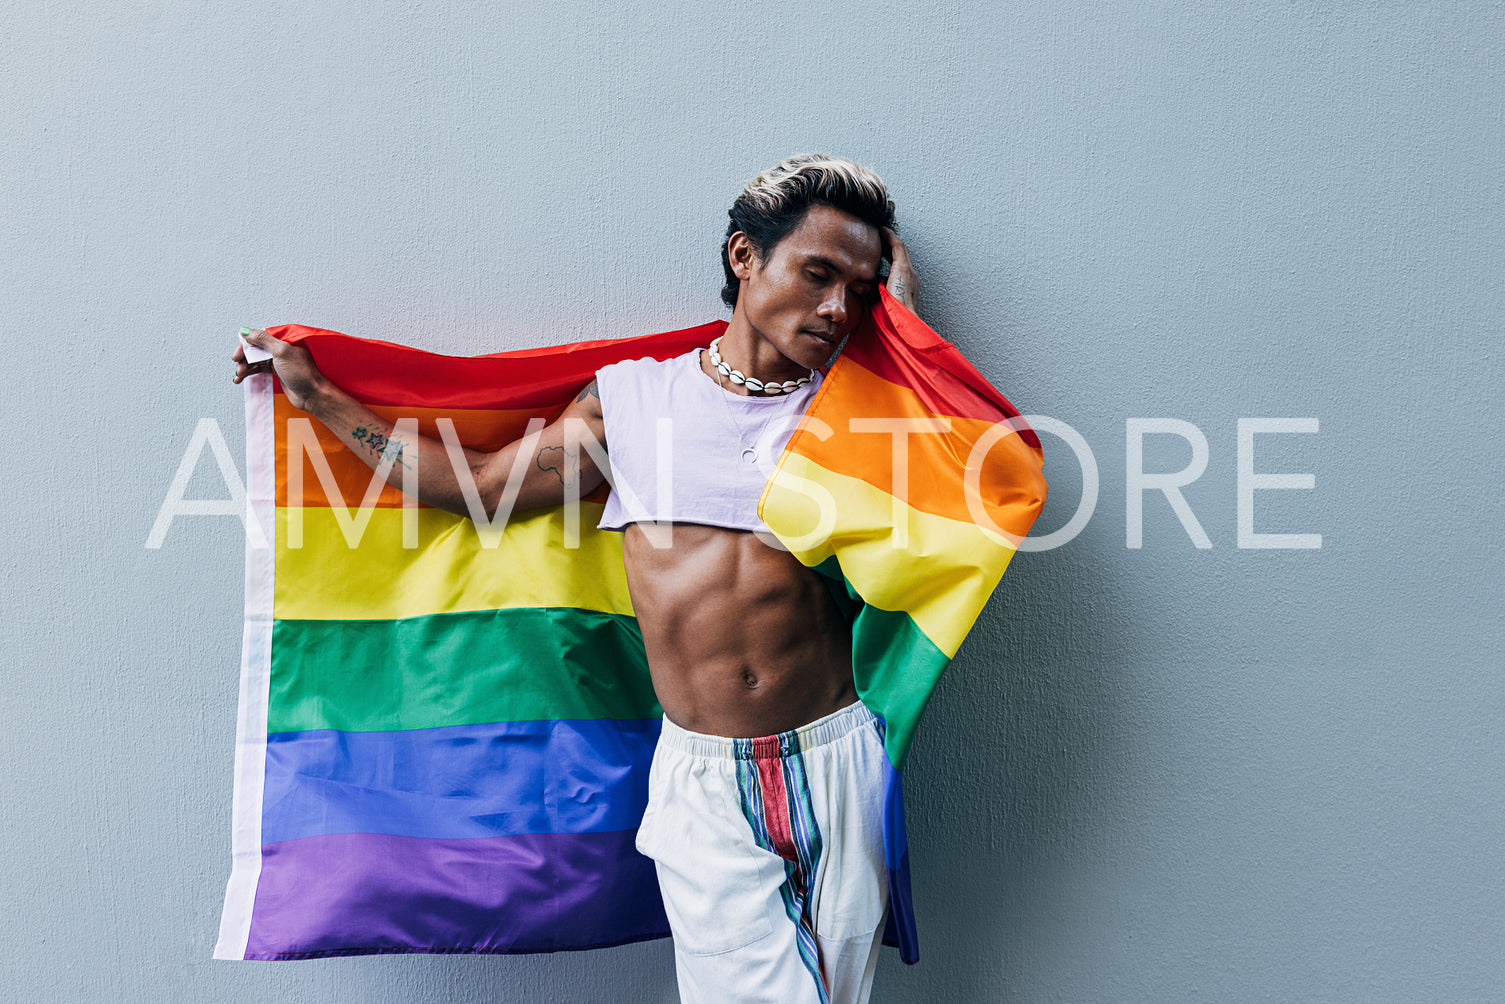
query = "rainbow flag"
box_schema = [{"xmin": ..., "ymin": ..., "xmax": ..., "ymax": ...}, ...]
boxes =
[
  {"xmin": 215, "ymin": 289, "xmax": 1046, "ymax": 963},
  {"xmin": 760, "ymin": 288, "xmax": 1047, "ymax": 959}
]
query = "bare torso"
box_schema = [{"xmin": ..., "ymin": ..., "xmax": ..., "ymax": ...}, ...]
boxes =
[
  {"xmin": 622, "ymin": 523, "xmax": 855, "ymax": 738},
  {"xmin": 611, "ymin": 346, "xmax": 856, "ymax": 738}
]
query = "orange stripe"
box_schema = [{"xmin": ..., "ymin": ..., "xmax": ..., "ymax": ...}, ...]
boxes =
[
  {"xmin": 788, "ymin": 357, "xmax": 1047, "ymax": 533},
  {"xmin": 272, "ymin": 395, "xmax": 610, "ymax": 509}
]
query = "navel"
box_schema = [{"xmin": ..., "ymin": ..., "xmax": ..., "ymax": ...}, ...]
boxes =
[{"xmin": 742, "ymin": 671, "xmax": 759, "ymax": 689}]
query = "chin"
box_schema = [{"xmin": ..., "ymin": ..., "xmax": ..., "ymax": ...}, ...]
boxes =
[{"xmin": 793, "ymin": 330, "xmax": 839, "ymax": 364}]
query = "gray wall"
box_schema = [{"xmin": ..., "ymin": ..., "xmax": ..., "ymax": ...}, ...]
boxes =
[{"xmin": 4, "ymin": 2, "xmax": 1501, "ymax": 1001}]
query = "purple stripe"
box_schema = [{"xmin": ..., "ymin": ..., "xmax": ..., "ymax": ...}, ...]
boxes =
[{"xmin": 244, "ymin": 829, "xmax": 667, "ymax": 959}]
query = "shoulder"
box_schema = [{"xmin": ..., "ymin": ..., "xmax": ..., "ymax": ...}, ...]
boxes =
[
  {"xmin": 557, "ymin": 374, "xmax": 605, "ymax": 427},
  {"xmin": 597, "ymin": 349, "xmax": 693, "ymax": 375},
  {"xmin": 595, "ymin": 349, "xmax": 696, "ymax": 390}
]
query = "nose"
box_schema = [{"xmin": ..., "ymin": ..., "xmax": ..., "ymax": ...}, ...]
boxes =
[{"xmin": 817, "ymin": 289, "xmax": 849, "ymax": 328}]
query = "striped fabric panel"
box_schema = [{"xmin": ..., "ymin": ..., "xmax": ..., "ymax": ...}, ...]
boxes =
[{"xmin": 735, "ymin": 733, "xmax": 830, "ymax": 1004}]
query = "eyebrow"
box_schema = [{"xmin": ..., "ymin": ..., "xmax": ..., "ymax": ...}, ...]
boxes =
[{"xmin": 804, "ymin": 254, "xmax": 878, "ymax": 284}]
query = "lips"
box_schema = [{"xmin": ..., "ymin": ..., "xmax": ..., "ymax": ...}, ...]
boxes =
[{"xmin": 803, "ymin": 329, "xmax": 837, "ymax": 344}]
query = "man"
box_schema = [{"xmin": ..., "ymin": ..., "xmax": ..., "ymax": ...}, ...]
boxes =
[{"xmin": 234, "ymin": 154, "xmax": 919, "ymax": 1003}]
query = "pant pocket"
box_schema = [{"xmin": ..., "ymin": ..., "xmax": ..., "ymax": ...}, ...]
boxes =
[
  {"xmin": 637, "ymin": 755, "xmax": 776, "ymax": 957},
  {"xmin": 811, "ymin": 725, "xmax": 890, "ymax": 942}
]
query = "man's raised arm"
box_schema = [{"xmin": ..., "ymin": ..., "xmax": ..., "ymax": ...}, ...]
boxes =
[{"xmin": 232, "ymin": 327, "xmax": 608, "ymax": 519}]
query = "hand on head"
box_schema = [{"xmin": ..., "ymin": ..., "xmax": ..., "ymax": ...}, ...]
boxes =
[{"xmin": 881, "ymin": 228, "xmax": 919, "ymax": 315}]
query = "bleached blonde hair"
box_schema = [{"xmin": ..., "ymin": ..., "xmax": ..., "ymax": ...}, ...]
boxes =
[{"xmin": 721, "ymin": 153, "xmax": 895, "ymax": 308}]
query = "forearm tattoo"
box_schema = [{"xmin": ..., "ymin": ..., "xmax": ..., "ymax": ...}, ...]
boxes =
[
  {"xmin": 537, "ymin": 380, "xmax": 598, "ymax": 489},
  {"xmin": 890, "ymin": 275, "xmax": 912, "ymax": 308},
  {"xmin": 352, "ymin": 424, "xmax": 412, "ymax": 471},
  {"xmin": 537, "ymin": 444, "xmax": 580, "ymax": 489}
]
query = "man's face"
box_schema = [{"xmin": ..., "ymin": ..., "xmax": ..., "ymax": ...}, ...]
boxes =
[{"xmin": 731, "ymin": 204, "xmax": 883, "ymax": 370}]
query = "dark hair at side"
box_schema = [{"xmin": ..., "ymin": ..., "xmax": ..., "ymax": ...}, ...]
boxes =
[{"xmin": 720, "ymin": 154, "xmax": 896, "ymax": 309}]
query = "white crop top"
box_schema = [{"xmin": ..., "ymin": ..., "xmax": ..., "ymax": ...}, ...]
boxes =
[{"xmin": 595, "ymin": 347, "xmax": 823, "ymax": 533}]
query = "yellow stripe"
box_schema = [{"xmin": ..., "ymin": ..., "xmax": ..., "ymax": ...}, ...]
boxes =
[
  {"xmin": 274, "ymin": 504, "xmax": 634, "ymax": 620},
  {"xmin": 762, "ymin": 454, "xmax": 1018, "ymax": 659}
]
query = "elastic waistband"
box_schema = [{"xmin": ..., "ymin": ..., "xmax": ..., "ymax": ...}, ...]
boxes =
[{"xmin": 659, "ymin": 700, "xmax": 878, "ymax": 760}]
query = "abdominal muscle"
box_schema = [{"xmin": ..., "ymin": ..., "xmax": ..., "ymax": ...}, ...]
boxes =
[{"xmin": 622, "ymin": 522, "xmax": 856, "ymax": 738}]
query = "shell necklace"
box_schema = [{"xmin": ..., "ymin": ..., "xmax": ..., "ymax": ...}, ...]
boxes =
[{"xmin": 707, "ymin": 336, "xmax": 815, "ymax": 395}]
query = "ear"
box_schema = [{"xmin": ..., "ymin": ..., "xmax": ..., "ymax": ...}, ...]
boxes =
[{"xmin": 727, "ymin": 231, "xmax": 759, "ymax": 281}]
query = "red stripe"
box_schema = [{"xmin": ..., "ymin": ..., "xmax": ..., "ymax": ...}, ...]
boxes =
[
  {"xmin": 755, "ymin": 755, "xmax": 798, "ymax": 862},
  {"xmin": 836, "ymin": 288, "xmax": 1042, "ymax": 450},
  {"xmin": 265, "ymin": 321, "xmax": 726, "ymax": 410}
]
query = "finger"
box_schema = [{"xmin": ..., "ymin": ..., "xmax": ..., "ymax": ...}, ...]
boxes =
[
  {"xmin": 883, "ymin": 231, "xmax": 912, "ymax": 264},
  {"xmin": 232, "ymin": 343, "xmax": 247, "ymax": 364},
  {"xmin": 243, "ymin": 327, "xmax": 280, "ymax": 356},
  {"xmin": 233, "ymin": 358, "xmax": 272, "ymax": 384}
]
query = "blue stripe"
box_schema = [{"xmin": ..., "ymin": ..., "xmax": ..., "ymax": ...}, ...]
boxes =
[
  {"xmin": 881, "ymin": 756, "xmax": 917, "ymax": 962},
  {"xmin": 887, "ymin": 853, "xmax": 917, "ymax": 964},
  {"xmin": 261, "ymin": 718, "xmax": 661, "ymax": 843},
  {"xmin": 882, "ymin": 758, "xmax": 909, "ymax": 863}
]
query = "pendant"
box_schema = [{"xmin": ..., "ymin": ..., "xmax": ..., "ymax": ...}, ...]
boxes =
[{"xmin": 741, "ymin": 447, "xmax": 758, "ymax": 463}]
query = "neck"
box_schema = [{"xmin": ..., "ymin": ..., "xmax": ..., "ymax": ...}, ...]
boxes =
[{"xmin": 718, "ymin": 315, "xmax": 810, "ymax": 387}]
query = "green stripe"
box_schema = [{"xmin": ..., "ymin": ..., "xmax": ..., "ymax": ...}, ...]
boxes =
[
  {"xmin": 852, "ymin": 604, "xmax": 950, "ymax": 768},
  {"xmin": 812, "ymin": 557, "xmax": 951, "ymax": 769},
  {"xmin": 269, "ymin": 608, "xmax": 659, "ymax": 733}
]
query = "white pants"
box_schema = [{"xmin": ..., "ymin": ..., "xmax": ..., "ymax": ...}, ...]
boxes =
[{"xmin": 635, "ymin": 701, "xmax": 890, "ymax": 1004}]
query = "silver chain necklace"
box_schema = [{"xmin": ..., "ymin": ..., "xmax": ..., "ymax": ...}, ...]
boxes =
[
  {"xmin": 707, "ymin": 350, "xmax": 762, "ymax": 464},
  {"xmin": 704, "ymin": 344, "xmax": 809, "ymax": 464},
  {"xmin": 704, "ymin": 337, "xmax": 817, "ymax": 464}
]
